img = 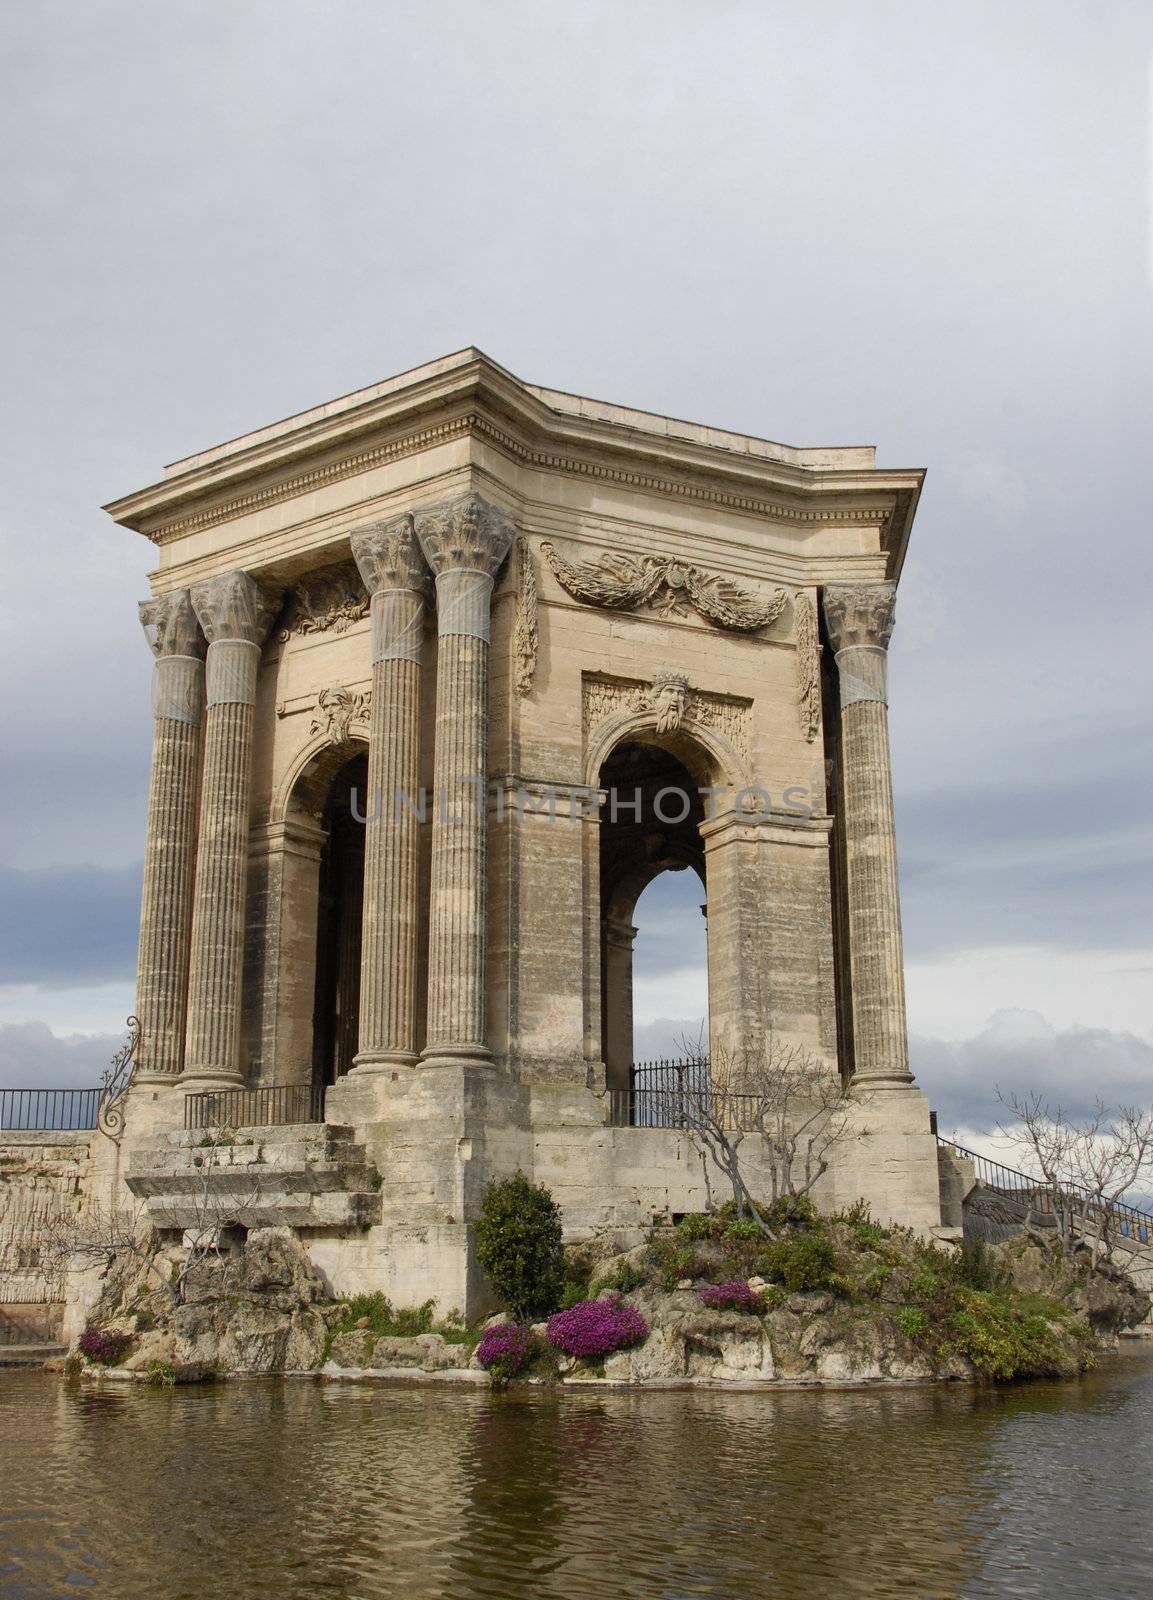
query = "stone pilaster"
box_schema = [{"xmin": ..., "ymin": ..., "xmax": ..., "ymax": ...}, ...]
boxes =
[
  {"xmin": 823, "ymin": 582, "xmax": 913, "ymax": 1087},
  {"xmin": 349, "ymin": 513, "xmax": 431, "ymax": 1071},
  {"xmin": 415, "ymin": 493, "xmax": 514, "ymax": 1064},
  {"xmin": 134, "ymin": 591, "xmax": 206, "ymax": 1082},
  {"xmin": 183, "ymin": 571, "xmax": 280, "ymax": 1087}
]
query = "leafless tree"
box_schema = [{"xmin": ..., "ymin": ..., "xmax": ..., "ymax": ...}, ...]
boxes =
[
  {"xmin": 41, "ymin": 1121, "xmax": 265, "ymax": 1311},
  {"xmin": 996, "ymin": 1091, "xmax": 1153, "ymax": 1267},
  {"xmin": 674, "ymin": 1030, "xmax": 871, "ymax": 1237}
]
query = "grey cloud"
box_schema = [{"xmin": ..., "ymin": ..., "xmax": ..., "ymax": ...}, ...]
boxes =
[
  {"xmin": 912, "ymin": 1010, "xmax": 1153, "ymax": 1135},
  {"xmin": 0, "ymin": 1021, "xmax": 122, "ymax": 1091},
  {"xmin": 0, "ymin": 864, "xmax": 140, "ymax": 986}
]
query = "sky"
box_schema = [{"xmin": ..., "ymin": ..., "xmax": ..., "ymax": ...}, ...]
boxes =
[{"xmin": 1, "ymin": 0, "xmax": 1150, "ymax": 1143}]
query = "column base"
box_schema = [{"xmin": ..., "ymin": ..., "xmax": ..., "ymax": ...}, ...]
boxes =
[
  {"xmin": 130, "ymin": 1072, "xmax": 183, "ymax": 1089},
  {"xmin": 178, "ymin": 1072, "xmax": 246, "ymax": 1093},
  {"xmin": 419, "ymin": 1044, "xmax": 493, "ymax": 1071},
  {"xmin": 849, "ymin": 1072, "xmax": 917, "ymax": 1092},
  {"xmin": 349, "ymin": 1050, "xmax": 420, "ymax": 1075}
]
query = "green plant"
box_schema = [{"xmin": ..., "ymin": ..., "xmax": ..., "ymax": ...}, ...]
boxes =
[
  {"xmin": 894, "ymin": 1306, "xmax": 929, "ymax": 1340},
  {"xmin": 474, "ymin": 1173, "xmax": 565, "ymax": 1320},
  {"xmin": 954, "ymin": 1243, "xmax": 1011, "ymax": 1294},
  {"xmin": 646, "ymin": 1237, "xmax": 708, "ymax": 1291},
  {"xmin": 145, "ymin": 1360, "xmax": 176, "ymax": 1387},
  {"xmin": 590, "ymin": 1260, "xmax": 645, "ymax": 1297},
  {"xmin": 559, "ymin": 1281, "xmax": 589, "ymax": 1310},
  {"xmin": 676, "ymin": 1212, "xmax": 718, "ymax": 1242},
  {"xmin": 722, "ymin": 1219, "xmax": 764, "ymax": 1242},
  {"xmin": 761, "ymin": 1234, "xmax": 842, "ymax": 1293},
  {"xmin": 858, "ymin": 1264, "xmax": 891, "ymax": 1300}
]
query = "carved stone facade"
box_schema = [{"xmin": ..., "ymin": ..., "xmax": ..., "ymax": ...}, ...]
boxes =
[{"xmin": 101, "ymin": 349, "xmax": 940, "ymax": 1319}]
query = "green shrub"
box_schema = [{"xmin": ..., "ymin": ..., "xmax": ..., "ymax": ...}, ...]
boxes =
[
  {"xmin": 331, "ymin": 1293, "xmax": 435, "ymax": 1339},
  {"xmin": 646, "ymin": 1237, "xmax": 709, "ymax": 1291},
  {"xmin": 954, "ymin": 1243, "xmax": 1011, "ymax": 1294},
  {"xmin": 590, "ymin": 1260, "xmax": 645, "ymax": 1297},
  {"xmin": 145, "ymin": 1360, "xmax": 176, "ymax": 1387},
  {"xmin": 894, "ymin": 1307, "xmax": 929, "ymax": 1340},
  {"xmin": 676, "ymin": 1213, "xmax": 718, "ymax": 1242},
  {"xmin": 474, "ymin": 1173, "xmax": 565, "ymax": 1320},
  {"xmin": 858, "ymin": 1264, "xmax": 891, "ymax": 1300},
  {"xmin": 722, "ymin": 1219, "xmax": 765, "ymax": 1243},
  {"xmin": 762, "ymin": 1234, "xmax": 842, "ymax": 1293}
]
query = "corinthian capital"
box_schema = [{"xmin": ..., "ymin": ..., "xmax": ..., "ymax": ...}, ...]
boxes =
[
  {"xmin": 139, "ymin": 589, "xmax": 205, "ymax": 659},
  {"xmin": 822, "ymin": 583, "xmax": 897, "ymax": 655},
  {"xmin": 350, "ymin": 512, "xmax": 432, "ymax": 597},
  {"xmin": 190, "ymin": 570, "xmax": 282, "ymax": 646},
  {"xmin": 413, "ymin": 493, "xmax": 515, "ymax": 578}
]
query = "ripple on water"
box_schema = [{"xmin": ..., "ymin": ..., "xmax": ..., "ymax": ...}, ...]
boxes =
[{"xmin": 3, "ymin": 1352, "xmax": 1153, "ymax": 1600}]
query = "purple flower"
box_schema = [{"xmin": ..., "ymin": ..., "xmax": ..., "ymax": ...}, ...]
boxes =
[
  {"xmin": 476, "ymin": 1323, "xmax": 537, "ymax": 1377},
  {"xmin": 545, "ymin": 1296, "xmax": 649, "ymax": 1358},
  {"xmin": 698, "ymin": 1281, "xmax": 766, "ymax": 1314},
  {"xmin": 78, "ymin": 1325, "xmax": 132, "ymax": 1365}
]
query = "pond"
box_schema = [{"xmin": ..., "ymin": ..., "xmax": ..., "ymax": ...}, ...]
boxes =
[{"xmin": 3, "ymin": 1352, "xmax": 1153, "ymax": 1598}]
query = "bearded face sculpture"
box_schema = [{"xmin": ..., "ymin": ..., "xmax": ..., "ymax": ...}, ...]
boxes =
[{"xmin": 648, "ymin": 670, "xmax": 689, "ymax": 734}]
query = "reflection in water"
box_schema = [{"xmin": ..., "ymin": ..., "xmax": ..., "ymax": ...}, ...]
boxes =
[{"xmin": 3, "ymin": 1354, "xmax": 1153, "ymax": 1599}]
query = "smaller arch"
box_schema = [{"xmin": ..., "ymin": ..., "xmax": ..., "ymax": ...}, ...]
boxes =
[
  {"xmin": 583, "ymin": 708, "xmax": 750, "ymax": 795},
  {"xmin": 273, "ymin": 731, "xmax": 370, "ymax": 824}
]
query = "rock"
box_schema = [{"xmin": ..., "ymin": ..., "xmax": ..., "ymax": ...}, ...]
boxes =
[
  {"xmin": 675, "ymin": 1279, "xmax": 694, "ymax": 1292},
  {"xmin": 787, "ymin": 1292, "xmax": 835, "ymax": 1316},
  {"xmin": 747, "ymin": 1276, "xmax": 768, "ymax": 1291},
  {"xmin": 354, "ymin": 1316, "xmax": 371, "ymax": 1330},
  {"xmin": 482, "ymin": 1312, "xmax": 512, "ymax": 1331}
]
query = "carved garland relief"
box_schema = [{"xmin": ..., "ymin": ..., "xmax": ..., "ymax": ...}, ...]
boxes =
[
  {"xmin": 540, "ymin": 540, "xmax": 789, "ymax": 632},
  {"xmin": 277, "ymin": 561, "xmax": 369, "ymax": 642}
]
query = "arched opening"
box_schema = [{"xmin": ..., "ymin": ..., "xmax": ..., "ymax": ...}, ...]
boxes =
[
  {"xmin": 310, "ymin": 750, "xmax": 367, "ymax": 1089},
  {"xmin": 597, "ymin": 738, "xmax": 709, "ymax": 1102}
]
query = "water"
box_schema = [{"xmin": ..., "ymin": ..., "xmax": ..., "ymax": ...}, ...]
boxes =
[{"xmin": 3, "ymin": 1351, "xmax": 1153, "ymax": 1599}]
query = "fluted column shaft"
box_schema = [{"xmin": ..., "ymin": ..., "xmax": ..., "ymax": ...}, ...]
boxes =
[
  {"xmin": 134, "ymin": 592, "xmax": 205, "ymax": 1080},
  {"xmin": 416, "ymin": 494, "xmax": 514, "ymax": 1063},
  {"xmin": 824, "ymin": 582, "xmax": 913, "ymax": 1087},
  {"xmin": 351, "ymin": 515, "xmax": 430, "ymax": 1070},
  {"xmin": 183, "ymin": 572, "xmax": 280, "ymax": 1086}
]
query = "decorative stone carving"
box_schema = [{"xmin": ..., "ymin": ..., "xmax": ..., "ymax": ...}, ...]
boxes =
[
  {"xmin": 647, "ymin": 670, "xmax": 689, "ymax": 733},
  {"xmin": 191, "ymin": 570, "xmax": 282, "ymax": 646},
  {"xmin": 278, "ymin": 560, "xmax": 370, "ymax": 641},
  {"xmin": 139, "ymin": 590, "xmax": 205, "ymax": 659},
  {"xmin": 793, "ymin": 589, "xmax": 821, "ymax": 742},
  {"xmin": 414, "ymin": 493, "xmax": 515, "ymax": 576},
  {"xmin": 823, "ymin": 583, "xmax": 897, "ymax": 653},
  {"xmin": 823, "ymin": 583, "xmax": 897, "ymax": 708},
  {"xmin": 309, "ymin": 686, "xmax": 371, "ymax": 745},
  {"xmin": 350, "ymin": 514, "xmax": 431, "ymax": 597},
  {"xmin": 583, "ymin": 673, "xmax": 750, "ymax": 763},
  {"xmin": 513, "ymin": 536, "xmax": 538, "ymax": 696},
  {"xmin": 541, "ymin": 541, "xmax": 789, "ymax": 632}
]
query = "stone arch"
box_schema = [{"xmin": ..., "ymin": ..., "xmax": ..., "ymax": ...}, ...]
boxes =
[
  {"xmin": 272, "ymin": 728, "xmax": 370, "ymax": 825},
  {"xmin": 583, "ymin": 707, "xmax": 750, "ymax": 797},
  {"xmin": 595, "ymin": 729, "xmax": 714, "ymax": 1100}
]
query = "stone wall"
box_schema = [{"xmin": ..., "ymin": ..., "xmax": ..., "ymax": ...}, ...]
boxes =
[{"xmin": 0, "ymin": 1131, "xmax": 94, "ymax": 1307}]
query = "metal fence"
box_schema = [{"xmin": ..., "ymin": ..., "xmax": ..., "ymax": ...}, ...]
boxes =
[
  {"xmin": 183, "ymin": 1082, "xmax": 325, "ymax": 1131},
  {"xmin": 0, "ymin": 1088, "xmax": 101, "ymax": 1132},
  {"xmin": 939, "ymin": 1136, "xmax": 1153, "ymax": 1248},
  {"xmin": 609, "ymin": 1057, "xmax": 761, "ymax": 1131}
]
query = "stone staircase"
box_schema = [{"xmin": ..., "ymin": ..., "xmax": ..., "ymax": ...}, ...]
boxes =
[{"xmin": 126, "ymin": 1122, "xmax": 382, "ymax": 1232}]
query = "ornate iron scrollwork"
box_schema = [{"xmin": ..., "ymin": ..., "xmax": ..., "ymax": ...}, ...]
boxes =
[{"xmin": 96, "ymin": 1016, "xmax": 141, "ymax": 1141}]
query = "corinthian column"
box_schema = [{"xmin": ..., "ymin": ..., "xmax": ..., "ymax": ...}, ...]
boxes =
[
  {"xmin": 823, "ymin": 582, "xmax": 913, "ymax": 1088},
  {"xmin": 134, "ymin": 591, "xmax": 205, "ymax": 1082},
  {"xmin": 414, "ymin": 493, "xmax": 514, "ymax": 1064},
  {"xmin": 182, "ymin": 571, "xmax": 280, "ymax": 1087},
  {"xmin": 349, "ymin": 513, "xmax": 431, "ymax": 1071}
]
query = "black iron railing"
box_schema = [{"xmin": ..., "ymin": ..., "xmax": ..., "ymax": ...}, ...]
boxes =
[
  {"xmin": 609, "ymin": 1057, "xmax": 762, "ymax": 1131},
  {"xmin": 939, "ymin": 1136, "xmax": 1153, "ymax": 1248},
  {"xmin": 0, "ymin": 1088, "xmax": 101, "ymax": 1132},
  {"xmin": 183, "ymin": 1082, "xmax": 325, "ymax": 1132}
]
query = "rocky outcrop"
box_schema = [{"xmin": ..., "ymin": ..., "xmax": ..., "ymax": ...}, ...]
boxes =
[
  {"xmin": 325, "ymin": 1331, "xmax": 476, "ymax": 1376},
  {"xmin": 82, "ymin": 1227, "xmax": 334, "ymax": 1379}
]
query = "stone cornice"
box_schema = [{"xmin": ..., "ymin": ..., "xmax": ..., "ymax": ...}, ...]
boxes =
[{"xmin": 103, "ymin": 351, "xmax": 924, "ymax": 576}]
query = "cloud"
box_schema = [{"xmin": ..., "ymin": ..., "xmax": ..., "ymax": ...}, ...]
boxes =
[
  {"xmin": 912, "ymin": 1008, "xmax": 1153, "ymax": 1135},
  {"xmin": 0, "ymin": 864, "xmax": 140, "ymax": 986},
  {"xmin": 0, "ymin": 1020, "xmax": 122, "ymax": 1091}
]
